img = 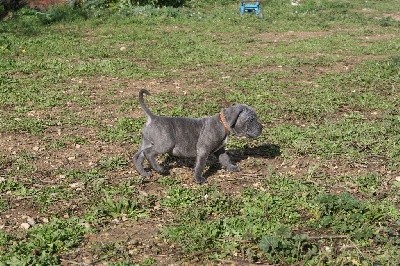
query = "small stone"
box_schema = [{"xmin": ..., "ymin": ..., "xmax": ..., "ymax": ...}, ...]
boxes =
[
  {"xmin": 395, "ymin": 176, "xmax": 400, "ymax": 182},
  {"xmin": 139, "ymin": 190, "xmax": 148, "ymax": 197},
  {"xmin": 83, "ymin": 258, "xmax": 92, "ymax": 264},
  {"xmin": 128, "ymin": 249, "xmax": 137, "ymax": 255},
  {"xmin": 26, "ymin": 217, "xmax": 35, "ymax": 226},
  {"xmin": 81, "ymin": 223, "xmax": 91, "ymax": 229},
  {"xmin": 69, "ymin": 182, "xmax": 84, "ymax": 189},
  {"xmin": 27, "ymin": 111, "xmax": 36, "ymax": 117},
  {"xmin": 203, "ymin": 194, "xmax": 208, "ymax": 201},
  {"xmin": 21, "ymin": 223, "xmax": 31, "ymax": 230},
  {"xmin": 42, "ymin": 217, "xmax": 49, "ymax": 223}
]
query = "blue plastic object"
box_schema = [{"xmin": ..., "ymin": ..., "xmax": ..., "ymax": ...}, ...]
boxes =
[{"xmin": 240, "ymin": 0, "xmax": 262, "ymax": 17}]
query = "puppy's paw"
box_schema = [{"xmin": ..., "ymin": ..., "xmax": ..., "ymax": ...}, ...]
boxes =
[
  {"xmin": 136, "ymin": 168, "xmax": 152, "ymax": 177},
  {"xmin": 195, "ymin": 176, "xmax": 207, "ymax": 184},
  {"xmin": 157, "ymin": 167, "xmax": 169, "ymax": 175},
  {"xmin": 227, "ymin": 165, "xmax": 240, "ymax": 172},
  {"xmin": 141, "ymin": 171, "xmax": 152, "ymax": 178}
]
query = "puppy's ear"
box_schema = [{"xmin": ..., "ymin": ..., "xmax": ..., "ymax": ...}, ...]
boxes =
[{"xmin": 223, "ymin": 106, "xmax": 245, "ymax": 128}]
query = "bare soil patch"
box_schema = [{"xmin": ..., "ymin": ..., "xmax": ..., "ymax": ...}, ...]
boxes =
[{"xmin": 257, "ymin": 31, "xmax": 330, "ymax": 43}]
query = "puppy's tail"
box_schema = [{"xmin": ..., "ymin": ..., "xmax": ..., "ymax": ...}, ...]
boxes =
[{"xmin": 139, "ymin": 89, "xmax": 154, "ymax": 119}]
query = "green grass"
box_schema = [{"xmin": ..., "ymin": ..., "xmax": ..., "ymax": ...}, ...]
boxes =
[
  {"xmin": 161, "ymin": 176, "xmax": 398, "ymax": 263},
  {"xmin": 0, "ymin": 218, "xmax": 89, "ymax": 265},
  {"xmin": 1, "ymin": 0, "xmax": 399, "ymax": 264}
]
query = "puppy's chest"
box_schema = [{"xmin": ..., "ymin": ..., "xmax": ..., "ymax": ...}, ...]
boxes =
[{"xmin": 213, "ymin": 136, "xmax": 228, "ymax": 152}]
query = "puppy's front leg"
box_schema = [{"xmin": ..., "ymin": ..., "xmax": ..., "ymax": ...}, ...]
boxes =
[
  {"xmin": 194, "ymin": 150, "xmax": 209, "ymax": 184},
  {"xmin": 214, "ymin": 148, "xmax": 239, "ymax": 172}
]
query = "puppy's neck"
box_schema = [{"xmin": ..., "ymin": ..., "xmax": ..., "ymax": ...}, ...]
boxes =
[{"xmin": 219, "ymin": 111, "xmax": 232, "ymax": 135}]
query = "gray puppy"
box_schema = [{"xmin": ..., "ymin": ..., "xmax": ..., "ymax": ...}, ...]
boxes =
[{"xmin": 133, "ymin": 89, "xmax": 263, "ymax": 184}]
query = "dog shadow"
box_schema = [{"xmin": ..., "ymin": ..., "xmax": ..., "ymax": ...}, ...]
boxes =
[
  {"xmin": 229, "ymin": 143, "xmax": 281, "ymax": 161},
  {"xmin": 163, "ymin": 143, "xmax": 281, "ymax": 179},
  {"xmin": 203, "ymin": 143, "xmax": 281, "ymax": 178}
]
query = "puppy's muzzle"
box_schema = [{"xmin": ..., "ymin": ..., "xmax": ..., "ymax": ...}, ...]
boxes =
[{"xmin": 247, "ymin": 121, "xmax": 263, "ymax": 138}]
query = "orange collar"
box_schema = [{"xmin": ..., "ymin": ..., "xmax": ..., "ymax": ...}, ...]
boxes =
[{"xmin": 219, "ymin": 111, "xmax": 231, "ymax": 135}]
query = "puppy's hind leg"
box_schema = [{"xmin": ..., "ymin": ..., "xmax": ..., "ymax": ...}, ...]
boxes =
[
  {"xmin": 133, "ymin": 140, "xmax": 152, "ymax": 177},
  {"xmin": 143, "ymin": 148, "xmax": 168, "ymax": 175}
]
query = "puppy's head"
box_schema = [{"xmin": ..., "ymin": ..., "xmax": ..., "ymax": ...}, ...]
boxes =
[{"xmin": 223, "ymin": 105, "xmax": 263, "ymax": 138}]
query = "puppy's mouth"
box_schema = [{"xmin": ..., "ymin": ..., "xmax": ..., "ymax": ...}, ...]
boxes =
[{"xmin": 246, "ymin": 124, "xmax": 263, "ymax": 138}]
